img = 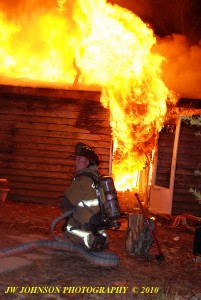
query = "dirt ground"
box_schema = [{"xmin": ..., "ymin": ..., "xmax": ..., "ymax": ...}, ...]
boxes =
[{"xmin": 0, "ymin": 200, "xmax": 200, "ymax": 300}]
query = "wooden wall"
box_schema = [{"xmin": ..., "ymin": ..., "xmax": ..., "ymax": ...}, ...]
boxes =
[
  {"xmin": 154, "ymin": 121, "xmax": 201, "ymax": 216},
  {"xmin": 155, "ymin": 125, "xmax": 175, "ymax": 188},
  {"xmin": 0, "ymin": 85, "xmax": 112, "ymax": 205},
  {"xmin": 173, "ymin": 122, "xmax": 201, "ymax": 216}
]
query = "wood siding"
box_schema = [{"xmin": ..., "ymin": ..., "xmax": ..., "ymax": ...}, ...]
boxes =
[
  {"xmin": 0, "ymin": 85, "xmax": 112, "ymax": 205},
  {"xmin": 173, "ymin": 122, "xmax": 201, "ymax": 216},
  {"xmin": 154, "ymin": 121, "xmax": 201, "ymax": 216},
  {"xmin": 155, "ymin": 126, "xmax": 175, "ymax": 188}
]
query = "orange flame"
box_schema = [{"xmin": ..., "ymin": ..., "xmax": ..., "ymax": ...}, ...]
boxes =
[{"xmin": 0, "ymin": 0, "xmax": 177, "ymax": 191}]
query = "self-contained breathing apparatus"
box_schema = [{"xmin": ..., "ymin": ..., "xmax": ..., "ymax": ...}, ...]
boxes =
[
  {"xmin": 94, "ymin": 175, "xmax": 121, "ymax": 230},
  {"xmin": 76, "ymin": 172, "xmax": 121, "ymax": 231},
  {"xmin": 77, "ymin": 173, "xmax": 121, "ymax": 252}
]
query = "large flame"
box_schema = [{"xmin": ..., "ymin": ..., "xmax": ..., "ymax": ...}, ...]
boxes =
[{"xmin": 0, "ymin": 0, "xmax": 177, "ymax": 191}]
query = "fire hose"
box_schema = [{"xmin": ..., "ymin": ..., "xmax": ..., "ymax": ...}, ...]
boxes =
[{"xmin": 0, "ymin": 210, "xmax": 120, "ymax": 267}]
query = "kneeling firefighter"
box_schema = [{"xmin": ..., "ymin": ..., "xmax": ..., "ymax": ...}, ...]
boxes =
[{"xmin": 61, "ymin": 142, "xmax": 121, "ymax": 252}]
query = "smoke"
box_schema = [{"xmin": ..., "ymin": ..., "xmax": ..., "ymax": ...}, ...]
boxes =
[{"xmin": 153, "ymin": 34, "xmax": 201, "ymax": 99}]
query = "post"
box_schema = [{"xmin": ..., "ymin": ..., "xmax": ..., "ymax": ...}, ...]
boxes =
[{"xmin": 125, "ymin": 213, "xmax": 154, "ymax": 256}]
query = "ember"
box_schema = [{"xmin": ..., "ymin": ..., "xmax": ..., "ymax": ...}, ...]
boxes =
[{"xmin": 0, "ymin": 0, "xmax": 178, "ymax": 191}]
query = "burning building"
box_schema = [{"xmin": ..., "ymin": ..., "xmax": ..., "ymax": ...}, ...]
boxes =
[{"xmin": 0, "ymin": 0, "xmax": 201, "ymax": 216}]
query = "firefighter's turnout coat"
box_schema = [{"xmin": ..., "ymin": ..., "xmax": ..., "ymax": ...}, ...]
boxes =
[{"xmin": 62, "ymin": 165, "xmax": 107, "ymax": 249}]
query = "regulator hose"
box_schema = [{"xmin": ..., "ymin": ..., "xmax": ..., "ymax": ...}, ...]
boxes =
[{"xmin": 0, "ymin": 210, "xmax": 120, "ymax": 267}]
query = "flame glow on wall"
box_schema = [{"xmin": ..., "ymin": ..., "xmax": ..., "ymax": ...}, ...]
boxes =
[{"xmin": 0, "ymin": 0, "xmax": 177, "ymax": 191}]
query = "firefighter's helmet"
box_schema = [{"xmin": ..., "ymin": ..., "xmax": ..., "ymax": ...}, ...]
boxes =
[{"xmin": 75, "ymin": 142, "xmax": 100, "ymax": 166}]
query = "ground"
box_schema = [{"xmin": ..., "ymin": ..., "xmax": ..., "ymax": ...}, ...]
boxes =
[{"xmin": 0, "ymin": 200, "xmax": 200, "ymax": 300}]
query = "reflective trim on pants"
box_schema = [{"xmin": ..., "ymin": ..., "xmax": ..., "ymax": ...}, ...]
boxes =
[
  {"xmin": 66, "ymin": 224, "xmax": 92, "ymax": 248},
  {"xmin": 66, "ymin": 224, "xmax": 107, "ymax": 249}
]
